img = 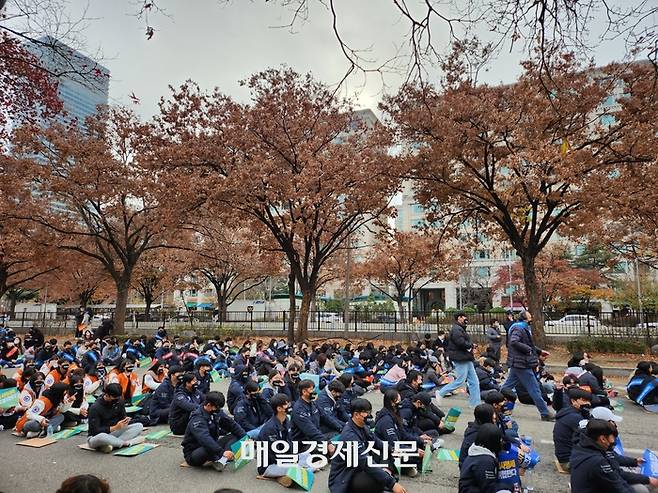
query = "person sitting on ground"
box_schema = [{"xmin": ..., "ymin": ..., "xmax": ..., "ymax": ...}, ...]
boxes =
[
  {"xmin": 290, "ymin": 379, "xmax": 337, "ymax": 453},
  {"xmin": 182, "ymin": 391, "xmax": 245, "ymax": 471},
  {"xmin": 44, "ymin": 358, "xmax": 71, "ymax": 389},
  {"xmin": 459, "ymin": 403, "xmax": 496, "ymax": 468},
  {"xmin": 107, "ymin": 358, "xmax": 139, "ymax": 402},
  {"xmin": 458, "ymin": 423, "xmax": 503, "ymax": 493},
  {"xmin": 588, "ymin": 406, "xmax": 658, "ymax": 492},
  {"xmin": 553, "ymin": 388, "xmax": 593, "ymax": 472},
  {"xmin": 337, "ymin": 373, "xmax": 363, "ymax": 422},
  {"xmin": 257, "ymin": 393, "xmax": 319, "ymax": 487},
  {"xmin": 476, "ymin": 358, "xmax": 500, "ymax": 392},
  {"xmin": 423, "ymin": 356, "xmax": 447, "ymax": 389},
  {"xmin": 61, "ymin": 373, "xmax": 89, "ymax": 427},
  {"xmin": 142, "ymin": 360, "xmax": 166, "ymax": 394},
  {"xmin": 194, "ymin": 358, "xmax": 213, "ymax": 396},
  {"xmin": 398, "ymin": 392, "xmax": 440, "ymax": 443},
  {"xmin": 329, "ymin": 398, "xmax": 407, "ymax": 493},
  {"xmin": 14, "ymin": 382, "xmax": 73, "ymax": 437},
  {"xmin": 553, "ymin": 374, "xmax": 580, "ymax": 412},
  {"xmin": 100, "ymin": 339, "xmax": 121, "ymax": 367},
  {"xmin": 233, "ymin": 381, "xmax": 273, "ymax": 438},
  {"xmin": 87, "ymin": 383, "xmax": 144, "ymax": 453},
  {"xmin": 169, "ymin": 373, "xmax": 203, "ymax": 435},
  {"xmin": 56, "ymin": 474, "xmax": 111, "ymax": 493},
  {"xmin": 261, "ymin": 370, "xmax": 286, "ymax": 402},
  {"xmin": 227, "ymin": 364, "xmax": 253, "ymax": 414},
  {"xmin": 17, "ymin": 370, "xmax": 44, "ymax": 416},
  {"xmin": 381, "ymin": 357, "xmax": 407, "ymax": 386},
  {"xmin": 315, "ymin": 379, "xmax": 347, "ymax": 435},
  {"xmin": 148, "ymin": 365, "xmax": 183, "ymax": 425},
  {"xmin": 627, "ymin": 361, "xmax": 658, "ymax": 409},
  {"xmin": 570, "ymin": 419, "xmax": 637, "ymax": 493},
  {"xmin": 375, "ymin": 389, "xmax": 427, "ymax": 477}
]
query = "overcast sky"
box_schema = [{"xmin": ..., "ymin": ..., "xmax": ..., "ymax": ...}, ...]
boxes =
[{"xmin": 54, "ymin": 0, "xmax": 644, "ymax": 120}]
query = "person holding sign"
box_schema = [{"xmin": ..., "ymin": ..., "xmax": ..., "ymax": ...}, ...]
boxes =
[
  {"xmin": 87, "ymin": 383, "xmax": 144, "ymax": 453},
  {"xmin": 328, "ymin": 398, "xmax": 406, "ymax": 493}
]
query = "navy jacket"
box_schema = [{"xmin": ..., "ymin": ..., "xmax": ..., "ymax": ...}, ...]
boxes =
[
  {"xmin": 458, "ymin": 444, "xmax": 498, "ymax": 493},
  {"xmin": 374, "ymin": 407, "xmax": 423, "ymax": 448},
  {"xmin": 227, "ymin": 365, "xmax": 250, "ymax": 414},
  {"xmin": 338, "ymin": 387, "xmax": 362, "ymax": 421},
  {"xmin": 398, "ymin": 398, "xmax": 424, "ymax": 438},
  {"xmin": 476, "ymin": 366, "xmax": 498, "ymax": 391},
  {"xmin": 169, "ymin": 386, "xmax": 203, "ymax": 435},
  {"xmin": 257, "ymin": 415, "xmax": 291, "ymax": 475},
  {"xmin": 290, "ymin": 398, "xmax": 328, "ymax": 442},
  {"xmin": 315, "ymin": 388, "xmax": 346, "ymax": 433},
  {"xmin": 149, "ymin": 377, "xmax": 175, "ymax": 419},
  {"xmin": 281, "ymin": 376, "xmax": 300, "ymax": 403},
  {"xmin": 194, "ymin": 370, "xmax": 211, "ymax": 396},
  {"xmin": 446, "ymin": 323, "xmax": 474, "ymax": 362},
  {"xmin": 328, "ymin": 420, "xmax": 396, "ymax": 493},
  {"xmin": 182, "ymin": 407, "xmax": 245, "ymax": 461},
  {"xmin": 570, "ymin": 432, "xmax": 634, "ymax": 493},
  {"xmin": 233, "ymin": 393, "xmax": 273, "ymax": 431},
  {"xmin": 506, "ymin": 322, "xmax": 539, "ymax": 369},
  {"xmin": 459, "ymin": 421, "xmax": 481, "ymax": 467},
  {"xmin": 553, "ymin": 405, "xmax": 585, "ymax": 462}
]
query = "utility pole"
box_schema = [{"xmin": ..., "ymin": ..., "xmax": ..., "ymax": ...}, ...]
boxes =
[{"xmin": 343, "ymin": 236, "xmax": 351, "ymax": 333}]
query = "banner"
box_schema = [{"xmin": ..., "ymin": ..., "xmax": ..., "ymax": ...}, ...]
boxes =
[
  {"xmin": 139, "ymin": 356, "xmax": 153, "ymax": 368},
  {"xmin": 640, "ymin": 449, "xmax": 658, "ymax": 479},
  {"xmin": 0, "ymin": 387, "xmax": 19, "ymax": 409},
  {"xmin": 436, "ymin": 449, "xmax": 460, "ymax": 461},
  {"xmin": 210, "ymin": 369, "xmax": 222, "ymax": 383},
  {"xmin": 286, "ymin": 467, "xmax": 315, "ymax": 491},
  {"xmin": 613, "ymin": 436, "xmax": 624, "ymax": 456}
]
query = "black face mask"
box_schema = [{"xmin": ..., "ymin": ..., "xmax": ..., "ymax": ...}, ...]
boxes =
[
  {"xmin": 273, "ymin": 380, "xmax": 284, "ymax": 387},
  {"xmin": 580, "ymin": 404, "xmax": 592, "ymax": 416},
  {"xmin": 74, "ymin": 385, "xmax": 83, "ymax": 391}
]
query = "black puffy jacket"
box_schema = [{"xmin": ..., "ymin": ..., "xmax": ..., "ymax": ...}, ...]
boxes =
[{"xmin": 446, "ymin": 323, "xmax": 474, "ymax": 362}]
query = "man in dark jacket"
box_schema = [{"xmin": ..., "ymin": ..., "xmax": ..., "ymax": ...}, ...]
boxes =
[
  {"xmin": 148, "ymin": 365, "xmax": 183, "ymax": 424},
  {"xmin": 458, "ymin": 423, "xmax": 502, "ymax": 493},
  {"xmin": 169, "ymin": 373, "xmax": 203, "ymax": 435},
  {"xmin": 182, "ymin": 391, "xmax": 246, "ymax": 471},
  {"xmin": 227, "ymin": 364, "xmax": 252, "ymax": 414},
  {"xmin": 570, "ymin": 419, "xmax": 635, "ymax": 493},
  {"xmin": 553, "ymin": 388, "xmax": 592, "ymax": 470},
  {"xmin": 437, "ymin": 312, "xmax": 481, "ymax": 408},
  {"xmin": 396, "ymin": 370, "xmax": 422, "ymax": 401},
  {"xmin": 233, "ymin": 381, "xmax": 273, "ymax": 438},
  {"xmin": 502, "ymin": 311, "xmax": 515, "ymax": 344},
  {"xmin": 502, "ymin": 310, "xmax": 555, "ymax": 421},
  {"xmin": 328, "ymin": 398, "xmax": 405, "ymax": 493},
  {"xmin": 87, "ymin": 383, "xmax": 144, "ymax": 453},
  {"xmin": 398, "ymin": 392, "xmax": 439, "ymax": 441},
  {"xmin": 316, "ymin": 379, "xmax": 347, "ymax": 435},
  {"xmin": 290, "ymin": 380, "xmax": 337, "ymax": 453},
  {"xmin": 193, "ymin": 358, "xmax": 213, "ymax": 396},
  {"xmin": 459, "ymin": 403, "xmax": 496, "ymax": 467}
]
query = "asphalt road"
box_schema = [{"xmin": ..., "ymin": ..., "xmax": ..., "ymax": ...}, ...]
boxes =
[{"xmin": 1, "ymin": 379, "xmax": 656, "ymax": 493}]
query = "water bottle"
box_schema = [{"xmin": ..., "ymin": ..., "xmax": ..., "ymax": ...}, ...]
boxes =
[{"xmin": 46, "ymin": 425, "xmax": 53, "ymax": 437}]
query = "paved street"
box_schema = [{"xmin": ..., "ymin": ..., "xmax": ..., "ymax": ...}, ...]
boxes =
[{"xmin": 1, "ymin": 379, "xmax": 656, "ymax": 493}]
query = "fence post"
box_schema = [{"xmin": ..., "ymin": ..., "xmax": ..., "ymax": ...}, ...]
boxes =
[
  {"xmin": 283, "ymin": 311, "xmax": 286, "ymax": 332},
  {"xmin": 250, "ymin": 310, "xmax": 254, "ymax": 332},
  {"xmin": 21, "ymin": 309, "xmax": 26, "ymax": 328},
  {"xmin": 394, "ymin": 312, "xmax": 397, "ymax": 333},
  {"xmin": 354, "ymin": 310, "xmax": 358, "ymax": 332}
]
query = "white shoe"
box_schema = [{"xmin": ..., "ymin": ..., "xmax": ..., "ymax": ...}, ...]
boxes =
[
  {"xmin": 26, "ymin": 431, "xmax": 39, "ymax": 439},
  {"xmin": 125, "ymin": 436, "xmax": 145, "ymax": 447}
]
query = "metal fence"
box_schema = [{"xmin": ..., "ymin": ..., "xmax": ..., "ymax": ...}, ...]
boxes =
[{"xmin": 4, "ymin": 309, "xmax": 658, "ymax": 343}]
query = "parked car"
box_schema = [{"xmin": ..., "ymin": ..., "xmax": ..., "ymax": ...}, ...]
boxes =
[
  {"xmin": 546, "ymin": 314, "xmax": 603, "ymax": 333},
  {"xmin": 317, "ymin": 312, "xmax": 343, "ymax": 324},
  {"xmin": 636, "ymin": 321, "xmax": 658, "ymax": 329}
]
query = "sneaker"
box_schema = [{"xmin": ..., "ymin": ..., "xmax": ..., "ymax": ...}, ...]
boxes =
[
  {"xmin": 25, "ymin": 431, "xmax": 39, "ymax": 439},
  {"xmin": 212, "ymin": 460, "xmax": 225, "ymax": 472},
  {"xmin": 126, "ymin": 436, "xmax": 145, "ymax": 447},
  {"xmin": 99, "ymin": 444, "xmax": 114, "ymax": 454},
  {"xmin": 541, "ymin": 413, "xmax": 556, "ymax": 422},
  {"xmin": 276, "ymin": 476, "xmax": 293, "ymax": 487},
  {"xmin": 406, "ymin": 467, "xmax": 419, "ymax": 478}
]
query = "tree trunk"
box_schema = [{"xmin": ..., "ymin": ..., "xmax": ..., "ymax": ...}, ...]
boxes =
[
  {"xmin": 113, "ymin": 279, "xmax": 130, "ymax": 335},
  {"xmin": 144, "ymin": 294, "xmax": 153, "ymax": 319},
  {"xmin": 297, "ymin": 289, "xmax": 313, "ymax": 343},
  {"xmin": 287, "ymin": 271, "xmax": 295, "ymax": 344},
  {"xmin": 8, "ymin": 293, "xmax": 17, "ymax": 318},
  {"xmin": 521, "ymin": 254, "xmax": 545, "ymax": 344},
  {"xmin": 217, "ymin": 295, "xmax": 228, "ymax": 323},
  {"xmin": 396, "ymin": 300, "xmax": 405, "ymax": 322}
]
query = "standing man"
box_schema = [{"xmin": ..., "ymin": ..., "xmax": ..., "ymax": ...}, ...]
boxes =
[
  {"xmin": 503, "ymin": 310, "xmax": 515, "ymax": 345},
  {"xmin": 502, "ymin": 310, "xmax": 555, "ymax": 421},
  {"xmin": 436, "ymin": 312, "xmax": 481, "ymax": 408}
]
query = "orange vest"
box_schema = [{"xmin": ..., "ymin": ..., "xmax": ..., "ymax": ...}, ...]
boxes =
[
  {"xmin": 45, "ymin": 369, "xmax": 69, "ymax": 388},
  {"xmin": 142, "ymin": 370, "xmax": 165, "ymax": 394},
  {"xmin": 109, "ymin": 369, "xmax": 139, "ymax": 398},
  {"xmin": 15, "ymin": 396, "xmax": 55, "ymax": 433}
]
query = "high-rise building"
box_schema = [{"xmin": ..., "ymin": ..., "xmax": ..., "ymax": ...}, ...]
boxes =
[{"xmin": 32, "ymin": 36, "xmax": 110, "ymax": 125}]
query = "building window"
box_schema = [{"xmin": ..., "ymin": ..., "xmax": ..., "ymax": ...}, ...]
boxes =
[{"xmin": 474, "ymin": 249, "xmax": 490, "ymax": 259}]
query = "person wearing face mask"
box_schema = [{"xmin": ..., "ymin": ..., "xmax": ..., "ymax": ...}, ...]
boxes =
[
  {"xmin": 84, "ymin": 361, "xmax": 105, "ymax": 397},
  {"xmin": 15, "ymin": 382, "xmax": 74, "ymax": 437},
  {"xmin": 227, "ymin": 364, "xmax": 253, "ymax": 414},
  {"xmin": 553, "ymin": 387, "xmax": 593, "ymax": 471},
  {"xmin": 553, "ymin": 374, "xmax": 580, "ymax": 412},
  {"xmin": 193, "ymin": 358, "xmax": 212, "ymax": 396},
  {"xmin": 570, "ymin": 419, "xmax": 637, "ymax": 493},
  {"xmin": 398, "ymin": 392, "xmax": 441, "ymax": 444},
  {"xmin": 502, "ymin": 310, "xmax": 556, "ymax": 421},
  {"xmin": 148, "ymin": 365, "xmax": 183, "ymax": 424},
  {"xmin": 437, "ymin": 312, "xmax": 481, "ymax": 409},
  {"xmin": 375, "ymin": 389, "xmax": 426, "ymax": 477},
  {"xmin": 107, "ymin": 359, "xmax": 139, "ymax": 401},
  {"xmin": 261, "ymin": 370, "xmax": 285, "ymax": 401},
  {"xmin": 87, "ymin": 383, "xmax": 145, "ymax": 453},
  {"xmin": 155, "ymin": 339, "xmax": 179, "ymax": 366},
  {"xmin": 0, "ymin": 338, "xmax": 20, "ymax": 366},
  {"xmin": 588, "ymin": 407, "xmax": 658, "ymax": 492},
  {"xmin": 315, "ymin": 379, "xmax": 347, "ymax": 435},
  {"xmin": 101, "ymin": 339, "xmax": 122, "ymax": 366},
  {"xmin": 233, "ymin": 381, "xmax": 273, "ymax": 438},
  {"xmin": 17, "ymin": 371, "xmax": 45, "ymax": 413},
  {"xmin": 258, "ymin": 393, "xmax": 319, "ymax": 486},
  {"xmin": 281, "ymin": 364, "xmax": 302, "ymax": 403},
  {"xmin": 182, "ymin": 391, "xmax": 244, "ymax": 471},
  {"xmin": 329, "ymin": 398, "xmax": 406, "ymax": 493},
  {"xmin": 459, "ymin": 403, "xmax": 496, "ymax": 468},
  {"xmin": 458, "ymin": 423, "xmax": 503, "ymax": 493},
  {"xmin": 169, "ymin": 373, "xmax": 203, "ymax": 435},
  {"xmin": 143, "ymin": 361, "xmax": 167, "ymax": 394},
  {"xmin": 44, "ymin": 358, "xmax": 71, "ymax": 389},
  {"xmin": 290, "ymin": 379, "xmax": 337, "ymax": 454},
  {"xmin": 61, "ymin": 373, "xmax": 89, "ymax": 427}
]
